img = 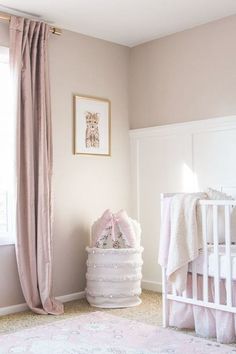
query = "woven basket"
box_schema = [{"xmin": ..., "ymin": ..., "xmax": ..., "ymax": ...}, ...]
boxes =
[{"xmin": 85, "ymin": 247, "xmax": 143, "ymax": 308}]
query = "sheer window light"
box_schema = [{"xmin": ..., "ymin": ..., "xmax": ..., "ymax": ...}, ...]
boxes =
[{"xmin": 0, "ymin": 46, "xmax": 15, "ymax": 245}]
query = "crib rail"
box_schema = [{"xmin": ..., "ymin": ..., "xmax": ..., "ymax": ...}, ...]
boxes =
[
  {"xmin": 161, "ymin": 195, "xmax": 236, "ymax": 328},
  {"xmin": 199, "ymin": 200, "xmax": 236, "ymax": 206}
]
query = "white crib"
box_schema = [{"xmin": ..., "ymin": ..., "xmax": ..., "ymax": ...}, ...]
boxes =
[{"xmin": 161, "ymin": 193, "xmax": 236, "ymax": 330}]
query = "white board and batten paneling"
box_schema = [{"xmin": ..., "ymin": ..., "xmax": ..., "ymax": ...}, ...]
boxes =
[{"xmin": 129, "ymin": 116, "xmax": 236, "ymax": 292}]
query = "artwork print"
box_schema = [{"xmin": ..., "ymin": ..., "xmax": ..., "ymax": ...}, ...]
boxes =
[
  {"xmin": 85, "ymin": 112, "xmax": 100, "ymax": 148},
  {"xmin": 74, "ymin": 95, "xmax": 110, "ymax": 156}
]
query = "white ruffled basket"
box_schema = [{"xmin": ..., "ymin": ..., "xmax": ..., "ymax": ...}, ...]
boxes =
[{"xmin": 85, "ymin": 246, "xmax": 143, "ymax": 308}]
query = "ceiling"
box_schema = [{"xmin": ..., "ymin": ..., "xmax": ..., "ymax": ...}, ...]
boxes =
[{"xmin": 1, "ymin": 0, "xmax": 236, "ymax": 47}]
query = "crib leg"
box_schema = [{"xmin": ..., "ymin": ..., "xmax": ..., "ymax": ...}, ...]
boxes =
[{"xmin": 162, "ymin": 267, "xmax": 169, "ymax": 327}]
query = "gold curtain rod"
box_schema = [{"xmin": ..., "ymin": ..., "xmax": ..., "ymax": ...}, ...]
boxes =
[{"xmin": 0, "ymin": 12, "xmax": 62, "ymax": 35}]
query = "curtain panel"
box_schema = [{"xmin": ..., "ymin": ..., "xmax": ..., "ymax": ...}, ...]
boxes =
[{"xmin": 9, "ymin": 16, "xmax": 63, "ymax": 315}]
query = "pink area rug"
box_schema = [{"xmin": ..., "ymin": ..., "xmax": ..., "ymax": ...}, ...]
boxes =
[{"xmin": 0, "ymin": 311, "xmax": 235, "ymax": 353}]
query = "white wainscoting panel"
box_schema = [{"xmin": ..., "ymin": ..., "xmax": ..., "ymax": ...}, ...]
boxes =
[
  {"xmin": 138, "ymin": 134, "xmax": 193, "ymax": 284},
  {"xmin": 193, "ymin": 129, "xmax": 236, "ymax": 191},
  {"xmin": 130, "ymin": 116, "xmax": 236, "ymax": 289}
]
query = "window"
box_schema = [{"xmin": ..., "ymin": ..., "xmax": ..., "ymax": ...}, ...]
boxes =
[{"xmin": 0, "ymin": 46, "xmax": 15, "ymax": 245}]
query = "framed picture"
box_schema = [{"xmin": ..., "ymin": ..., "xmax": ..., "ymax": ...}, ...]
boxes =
[{"xmin": 74, "ymin": 95, "xmax": 111, "ymax": 156}]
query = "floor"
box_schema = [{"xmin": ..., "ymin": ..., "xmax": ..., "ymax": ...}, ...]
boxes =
[
  {"xmin": 1, "ymin": 291, "xmax": 236, "ymax": 350},
  {"xmin": 0, "ymin": 290, "xmax": 162, "ymax": 334}
]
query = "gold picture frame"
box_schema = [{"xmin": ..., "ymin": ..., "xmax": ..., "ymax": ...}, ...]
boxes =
[{"xmin": 74, "ymin": 95, "xmax": 111, "ymax": 156}]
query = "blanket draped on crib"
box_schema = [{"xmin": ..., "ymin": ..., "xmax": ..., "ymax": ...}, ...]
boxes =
[{"xmin": 159, "ymin": 193, "xmax": 206, "ymax": 293}]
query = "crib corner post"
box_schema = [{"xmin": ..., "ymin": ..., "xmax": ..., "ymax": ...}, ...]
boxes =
[{"xmin": 162, "ymin": 267, "xmax": 169, "ymax": 328}]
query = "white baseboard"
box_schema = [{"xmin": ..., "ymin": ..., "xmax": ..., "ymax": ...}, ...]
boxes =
[
  {"xmin": 0, "ymin": 291, "xmax": 86, "ymax": 317},
  {"xmin": 56, "ymin": 291, "xmax": 86, "ymax": 303},
  {"xmin": 142, "ymin": 280, "xmax": 162, "ymax": 293},
  {"xmin": 0, "ymin": 303, "xmax": 29, "ymax": 316}
]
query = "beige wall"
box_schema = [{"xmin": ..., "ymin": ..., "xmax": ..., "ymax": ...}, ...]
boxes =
[
  {"xmin": 0, "ymin": 23, "xmax": 130, "ymax": 307},
  {"xmin": 129, "ymin": 15, "xmax": 236, "ymax": 129},
  {"xmin": 50, "ymin": 30, "xmax": 130, "ymax": 297}
]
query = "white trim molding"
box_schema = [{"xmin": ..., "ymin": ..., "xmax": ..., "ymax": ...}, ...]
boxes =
[
  {"xmin": 129, "ymin": 115, "xmax": 236, "ymax": 139},
  {"xmin": 0, "ymin": 303, "xmax": 29, "ymax": 317},
  {"xmin": 0, "ymin": 291, "xmax": 86, "ymax": 317},
  {"xmin": 56, "ymin": 291, "xmax": 86, "ymax": 303},
  {"xmin": 142, "ymin": 280, "xmax": 162, "ymax": 293}
]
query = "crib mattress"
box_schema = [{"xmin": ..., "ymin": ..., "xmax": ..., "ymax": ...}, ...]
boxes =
[{"xmin": 188, "ymin": 245, "xmax": 236, "ymax": 280}]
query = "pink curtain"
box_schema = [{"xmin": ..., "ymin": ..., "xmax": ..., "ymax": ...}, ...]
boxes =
[{"xmin": 9, "ymin": 16, "xmax": 64, "ymax": 315}]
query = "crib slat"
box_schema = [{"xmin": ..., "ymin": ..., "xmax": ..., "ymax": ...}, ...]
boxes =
[
  {"xmin": 225, "ymin": 205, "xmax": 232, "ymax": 307},
  {"xmin": 213, "ymin": 205, "xmax": 220, "ymax": 305},
  {"xmin": 201, "ymin": 205, "xmax": 208, "ymax": 302},
  {"xmin": 173, "ymin": 286, "xmax": 177, "ymax": 296},
  {"xmin": 192, "ymin": 260, "xmax": 197, "ymax": 300},
  {"xmin": 162, "ymin": 267, "xmax": 169, "ymax": 327}
]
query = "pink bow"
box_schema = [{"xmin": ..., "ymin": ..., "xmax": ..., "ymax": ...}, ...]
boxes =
[{"xmin": 92, "ymin": 209, "xmax": 137, "ymax": 248}]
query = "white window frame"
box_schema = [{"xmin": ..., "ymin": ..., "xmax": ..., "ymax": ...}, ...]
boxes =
[{"xmin": 0, "ymin": 46, "xmax": 15, "ymax": 246}]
